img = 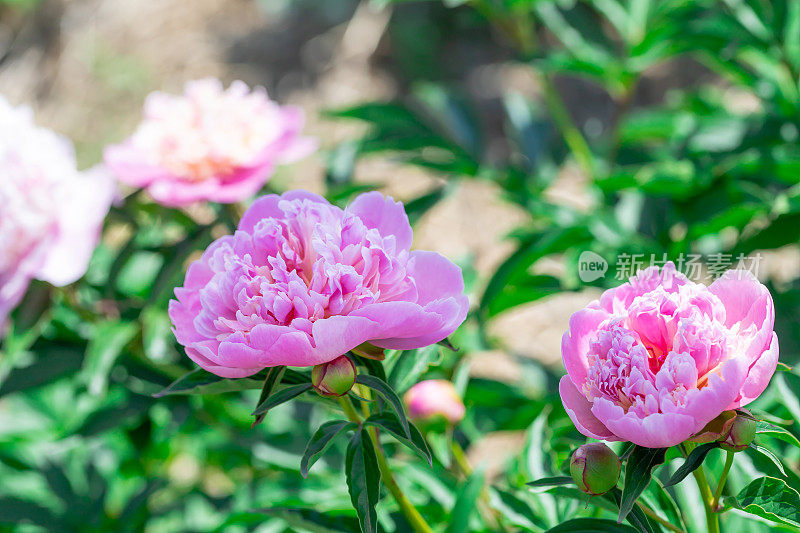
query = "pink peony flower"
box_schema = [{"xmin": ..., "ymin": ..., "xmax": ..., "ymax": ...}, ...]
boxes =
[
  {"xmin": 169, "ymin": 190, "xmax": 469, "ymax": 378},
  {"xmin": 404, "ymin": 379, "xmax": 466, "ymax": 424},
  {"xmin": 0, "ymin": 95, "xmax": 115, "ymax": 328},
  {"xmin": 104, "ymin": 79, "xmax": 316, "ymax": 207},
  {"xmin": 560, "ymin": 262, "xmax": 778, "ymax": 448}
]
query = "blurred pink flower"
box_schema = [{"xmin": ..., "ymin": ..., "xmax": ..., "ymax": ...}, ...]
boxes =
[
  {"xmin": 169, "ymin": 190, "xmax": 469, "ymax": 377},
  {"xmin": 104, "ymin": 79, "xmax": 316, "ymax": 207},
  {"xmin": 404, "ymin": 379, "xmax": 465, "ymax": 424},
  {"xmin": 560, "ymin": 262, "xmax": 778, "ymax": 448},
  {"xmin": 0, "ymin": 96, "xmax": 115, "ymax": 327}
]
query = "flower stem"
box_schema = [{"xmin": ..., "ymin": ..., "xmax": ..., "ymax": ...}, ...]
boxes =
[
  {"xmin": 338, "ymin": 396, "xmax": 362, "ymax": 425},
  {"xmin": 337, "ymin": 398, "xmax": 434, "ymax": 533},
  {"xmin": 691, "ymin": 465, "xmax": 720, "ymax": 533},
  {"xmin": 712, "ymin": 450, "xmax": 735, "ymax": 512},
  {"xmin": 635, "ymin": 501, "xmax": 685, "ymax": 533},
  {"xmin": 680, "ymin": 443, "xmax": 720, "ymax": 533}
]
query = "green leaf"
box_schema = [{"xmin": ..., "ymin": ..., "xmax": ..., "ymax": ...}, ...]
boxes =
[
  {"xmin": 301, "ymin": 420, "xmax": 357, "ymax": 478},
  {"xmin": 153, "ymin": 367, "xmax": 268, "ymax": 397},
  {"xmin": 405, "ymin": 187, "xmax": 449, "ymax": 225},
  {"xmin": 388, "ymin": 345, "xmax": 443, "ymax": 393},
  {"xmin": 346, "ymin": 429, "xmax": 381, "ymax": 533},
  {"xmin": 0, "ymin": 497, "xmax": 60, "ymax": 529},
  {"xmin": 353, "ymin": 354, "xmax": 387, "ymax": 383},
  {"xmin": 81, "ymin": 321, "xmax": 139, "ymax": 395},
  {"xmin": 489, "ymin": 487, "xmax": 548, "ymax": 531},
  {"xmin": 356, "ymin": 374, "xmax": 410, "ymax": 438},
  {"xmin": 544, "ymin": 518, "xmax": 639, "ymax": 533},
  {"xmin": 748, "ymin": 443, "xmax": 787, "ymax": 477},
  {"xmin": 241, "ymin": 508, "xmax": 363, "ymax": 533},
  {"xmin": 651, "ymin": 478, "xmax": 688, "ymax": 532},
  {"xmin": 619, "ymin": 446, "xmax": 667, "ymax": 521},
  {"xmin": 605, "ymin": 487, "xmax": 658, "ymax": 533},
  {"xmin": 756, "ymin": 420, "xmax": 800, "ymax": 449},
  {"xmin": 526, "ymin": 476, "xmax": 573, "ymax": 488},
  {"xmin": 663, "ymin": 442, "xmax": 719, "ymax": 487},
  {"xmin": 0, "ymin": 345, "xmax": 84, "ymax": 398},
  {"xmin": 480, "ymin": 227, "xmax": 588, "ymax": 318},
  {"xmin": 252, "ymin": 366, "xmax": 286, "ymax": 426},
  {"xmin": 251, "ymin": 383, "xmax": 313, "ymax": 416},
  {"xmin": 445, "ymin": 465, "xmax": 484, "ymax": 533},
  {"xmin": 724, "ymin": 476, "xmax": 800, "ymax": 529},
  {"xmin": 364, "ymin": 412, "xmax": 432, "ymax": 465}
]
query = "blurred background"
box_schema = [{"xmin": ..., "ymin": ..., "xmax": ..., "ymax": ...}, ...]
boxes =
[{"xmin": 2, "ymin": 0, "xmax": 800, "ymax": 531}]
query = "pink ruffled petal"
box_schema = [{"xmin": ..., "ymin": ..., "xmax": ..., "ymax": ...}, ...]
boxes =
[
  {"xmin": 733, "ymin": 332, "xmax": 779, "ymax": 408},
  {"xmin": 559, "ymin": 376, "xmax": 618, "ymax": 441},
  {"xmin": 562, "ymin": 306, "xmax": 610, "ymax": 389},
  {"xmin": 348, "ymin": 191, "xmax": 414, "ymax": 252}
]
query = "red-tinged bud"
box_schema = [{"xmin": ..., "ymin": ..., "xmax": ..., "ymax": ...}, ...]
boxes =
[
  {"xmin": 570, "ymin": 443, "xmax": 621, "ymax": 496},
  {"xmin": 721, "ymin": 410, "xmax": 756, "ymax": 452},
  {"xmin": 312, "ymin": 355, "xmax": 357, "ymax": 397}
]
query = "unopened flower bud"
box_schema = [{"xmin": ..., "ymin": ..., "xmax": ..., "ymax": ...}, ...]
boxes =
[
  {"xmin": 690, "ymin": 410, "xmax": 737, "ymax": 444},
  {"xmin": 403, "ymin": 380, "xmax": 465, "ymax": 425},
  {"xmin": 312, "ymin": 355, "xmax": 357, "ymax": 397},
  {"xmin": 721, "ymin": 411, "xmax": 756, "ymax": 452},
  {"xmin": 570, "ymin": 443, "xmax": 621, "ymax": 495}
]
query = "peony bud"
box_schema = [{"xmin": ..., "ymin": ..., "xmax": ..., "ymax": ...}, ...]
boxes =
[
  {"xmin": 570, "ymin": 443, "xmax": 621, "ymax": 495},
  {"xmin": 403, "ymin": 380, "xmax": 465, "ymax": 425},
  {"xmin": 690, "ymin": 410, "xmax": 738, "ymax": 444},
  {"xmin": 721, "ymin": 411, "xmax": 756, "ymax": 452},
  {"xmin": 312, "ymin": 355, "xmax": 357, "ymax": 397}
]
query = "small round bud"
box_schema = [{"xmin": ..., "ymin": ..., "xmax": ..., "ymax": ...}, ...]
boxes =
[
  {"xmin": 721, "ymin": 411, "xmax": 756, "ymax": 452},
  {"xmin": 570, "ymin": 443, "xmax": 621, "ymax": 495},
  {"xmin": 403, "ymin": 380, "xmax": 465, "ymax": 426},
  {"xmin": 312, "ymin": 355, "xmax": 357, "ymax": 397}
]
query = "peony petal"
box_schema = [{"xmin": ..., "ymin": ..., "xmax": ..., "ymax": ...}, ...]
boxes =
[
  {"xmin": 709, "ymin": 269, "xmax": 774, "ymax": 331},
  {"xmin": 733, "ymin": 332, "xmax": 779, "ymax": 408},
  {"xmin": 103, "ymin": 143, "xmax": 173, "ymax": 187},
  {"xmin": 348, "ymin": 191, "xmax": 414, "ymax": 252},
  {"xmin": 408, "ymin": 251, "xmax": 467, "ymax": 305},
  {"xmin": 599, "ymin": 407, "xmax": 696, "ymax": 448},
  {"xmin": 36, "ymin": 165, "xmax": 116, "ymax": 286},
  {"xmin": 238, "ymin": 190, "xmax": 329, "ymax": 233},
  {"xmin": 562, "ymin": 306, "xmax": 609, "ymax": 389},
  {"xmin": 366, "ymin": 297, "xmax": 468, "ymax": 350},
  {"xmin": 559, "ymin": 376, "xmax": 618, "ymax": 441}
]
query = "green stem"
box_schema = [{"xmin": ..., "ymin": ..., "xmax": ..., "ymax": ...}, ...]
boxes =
[
  {"xmin": 635, "ymin": 501, "xmax": 685, "ymax": 533},
  {"xmin": 712, "ymin": 450, "xmax": 735, "ymax": 512},
  {"xmin": 681, "ymin": 447, "xmax": 719, "ymax": 533},
  {"xmin": 681, "ymin": 444, "xmax": 720, "ymax": 533},
  {"xmin": 337, "ymin": 398, "xmax": 435, "ymax": 533},
  {"xmin": 692, "ymin": 466, "xmax": 720, "ymax": 533},
  {"xmin": 539, "ymin": 75, "xmax": 596, "ymax": 177},
  {"xmin": 338, "ymin": 397, "xmax": 362, "ymax": 425}
]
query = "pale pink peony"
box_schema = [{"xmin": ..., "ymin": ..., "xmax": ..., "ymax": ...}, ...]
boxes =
[
  {"xmin": 560, "ymin": 262, "xmax": 778, "ymax": 448},
  {"xmin": 169, "ymin": 190, "xmax": 469, "ymax": 378},
  {"xmin": 404, "ymin": 379, "xmax": 466, "ymax": 424},
  {"xmin": 104, "ymin": 79, "xmax": 315, "ymax": 207},
  {"xmin": 0, "ymin": 95, "xmax": 115, "ymax": 327}
]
